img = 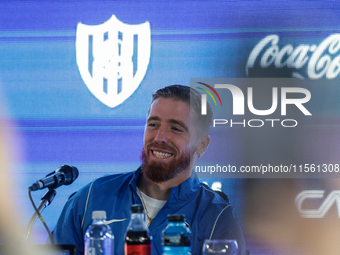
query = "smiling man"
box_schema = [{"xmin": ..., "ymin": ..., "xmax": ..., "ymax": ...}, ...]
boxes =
[{"xmin": 53, "ymin": 85, "xmax": 248, "ymax": 255}]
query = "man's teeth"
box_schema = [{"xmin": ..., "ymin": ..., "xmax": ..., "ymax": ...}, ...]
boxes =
[{"xmin": 153, "ymin": 150, "xmax": 172, "ymax": 158}]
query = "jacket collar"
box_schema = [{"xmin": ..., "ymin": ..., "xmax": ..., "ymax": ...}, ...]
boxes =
[
  {"xmin": 128, "ymin": 167, "xmax": 142, "ymax": 193},
  {"xmin": 129, "ymin": 166, "xmax": 201, "ymax": 203}
]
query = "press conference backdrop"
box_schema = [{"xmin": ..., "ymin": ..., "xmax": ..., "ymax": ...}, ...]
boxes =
[{"xmin": 1, "ymin": 1, "xmax": 340, "ymax": 254}]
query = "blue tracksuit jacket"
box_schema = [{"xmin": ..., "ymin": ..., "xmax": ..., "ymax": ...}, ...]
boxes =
[{"xmin": 53, "ymin": 168, "xmax": 247, "ymax": 255}]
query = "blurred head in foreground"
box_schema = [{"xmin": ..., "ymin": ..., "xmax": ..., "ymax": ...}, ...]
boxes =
[
  {"xmin": 244, "ymin": 179, "xmax": 340, "ymax": 255},
  {"xmin": 0, "ymin": 99, "xmax": 40, "ymax": 255}
]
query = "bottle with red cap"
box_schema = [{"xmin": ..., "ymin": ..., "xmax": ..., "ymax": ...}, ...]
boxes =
[{"xmin": 124, "ymin": 204, "xmax": 152, "ymax": 255}]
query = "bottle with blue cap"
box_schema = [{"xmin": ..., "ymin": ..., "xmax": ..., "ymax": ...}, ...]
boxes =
[{"xmin": 162, "ymin": 214, "xmax": 191, "ymax": 255}]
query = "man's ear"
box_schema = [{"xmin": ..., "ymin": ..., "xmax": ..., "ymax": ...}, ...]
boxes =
[{"xmin": 196, "ymin": 135, "xmax": 211, "ymax": 158}]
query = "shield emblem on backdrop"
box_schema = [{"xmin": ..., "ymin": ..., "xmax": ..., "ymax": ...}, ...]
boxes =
[{"xmin": 76, "ymin": 15, "xmax": 151, "ymax": 108}]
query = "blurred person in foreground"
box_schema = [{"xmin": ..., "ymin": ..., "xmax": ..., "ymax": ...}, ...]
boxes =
[
  {"xmin": 244, "ymin": 179, "xmax": 340, "ymax": 255},
  {"xmin": 0, "ymin": 102, "xmax": 40, "ymax": 255},
  {"xmin": 53, "ymin": 85, "xmax": 248, "ymax": 255}
]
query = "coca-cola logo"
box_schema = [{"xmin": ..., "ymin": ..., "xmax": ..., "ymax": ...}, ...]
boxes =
[{"xmin": 246, "ymin": 34, "xmax": 340, "ymax": 79}]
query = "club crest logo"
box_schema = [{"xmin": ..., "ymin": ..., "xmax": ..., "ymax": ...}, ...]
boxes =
[{"xmin": 76, "ymin": 15, "xmax": 151, "ymax": 108}]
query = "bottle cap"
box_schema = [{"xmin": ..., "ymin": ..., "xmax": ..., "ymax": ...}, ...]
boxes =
[
  {"xmin": 167, "ymin": 214, "xmax": 185, "ymax": 222},
  {"xmin": 131, "ymin": 204, "xmax": 144, "ymax": 213},
  {"xmin": 92, "ymin": 210, "xmax": 107, "ymax": 220}
]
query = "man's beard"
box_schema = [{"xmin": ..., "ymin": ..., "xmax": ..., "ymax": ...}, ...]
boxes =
[{"xmin": 140, "ymin": 143, "xmax": 192, "ymax": 183}]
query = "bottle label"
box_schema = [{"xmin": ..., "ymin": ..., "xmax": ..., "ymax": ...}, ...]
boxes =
[
  {"xmin": 124, "ymin": 244, "xmax": 151, "ymax": 255},
  {"xmin": 163, "ymin": 234, "xmax": 191, "ymax": 246},
  {"xmin": 85, "ymin": 247, "xmax": 95, "ymax": 255}
]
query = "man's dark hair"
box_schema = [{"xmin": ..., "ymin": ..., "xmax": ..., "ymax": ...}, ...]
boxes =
[{"xmin": 150, "ymin": 85, "xmax": 213, "ymax": 136}]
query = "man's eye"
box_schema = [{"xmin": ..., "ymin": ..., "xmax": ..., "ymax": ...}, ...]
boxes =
[
  {"xmin": 172, "ymin": 127, "xmax": 183, "ymax": 132},
  {"xmin": 148, "ymin": 123, "xmax": 157, "ymax": 127}
]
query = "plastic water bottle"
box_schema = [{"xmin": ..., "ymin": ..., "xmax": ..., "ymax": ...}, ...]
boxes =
[
  {"xmin": 84, "ymin": 210, "xmax": 114, "ymax": 255},
  {"xmin": 124, "ymin": 204, "xmax": 152, "ymax": 255},
  {"xmin": 162, "ymin": 214, "xmax": 191, "ymax": 255}
]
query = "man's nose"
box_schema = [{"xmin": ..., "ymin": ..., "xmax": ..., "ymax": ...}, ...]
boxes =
[{"xmin": 154, "ymin": 126, "xmax": 168, "ymax": 143}]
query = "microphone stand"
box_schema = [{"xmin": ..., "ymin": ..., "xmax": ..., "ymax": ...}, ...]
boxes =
[{"xmin": 25, "ymin": 188, "xmax": 57, "ymax": 241}]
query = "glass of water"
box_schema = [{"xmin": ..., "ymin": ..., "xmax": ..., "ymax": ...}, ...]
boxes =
[{"xmin": 202, "ymin": 239, "xmax": 238, "ymax": 255}]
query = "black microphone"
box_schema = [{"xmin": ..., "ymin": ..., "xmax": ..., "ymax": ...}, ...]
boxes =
[{"xmin": 29, "ymin": 165, "xmax": 79, "ymax": 191}]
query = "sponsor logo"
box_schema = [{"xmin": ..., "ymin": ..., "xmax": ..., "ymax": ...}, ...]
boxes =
[
  {"xmin": 246, "ymin": 34, "xmax": 340, "ymax": 79},
  {"xmin": 295, "ymin": 190, "xmax": 340, "ymax": 218},
  {"xmin": 76, "ymin": 15, "xmax": 151, "ymax": 108}
]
